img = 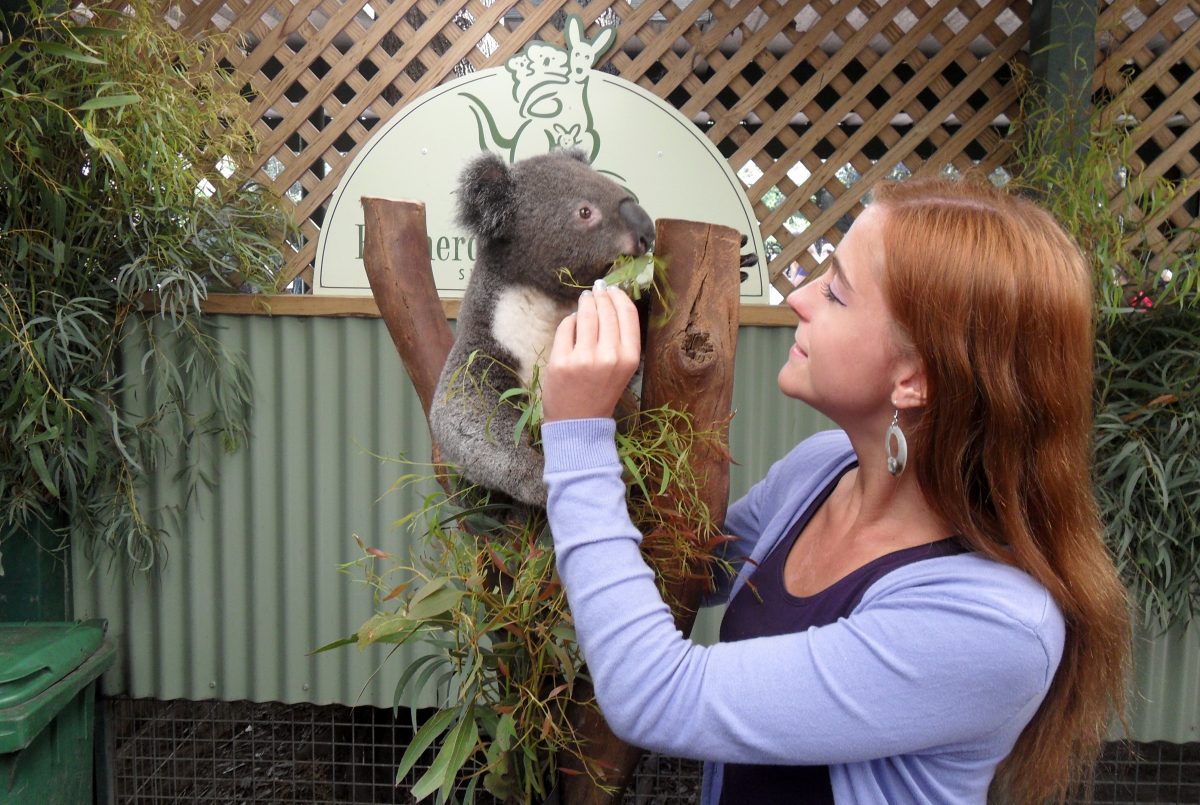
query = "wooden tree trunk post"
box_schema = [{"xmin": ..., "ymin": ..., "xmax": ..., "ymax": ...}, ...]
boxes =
[
  {"xmin": 362, "ymin": 203, "xmax": 740, "ymax": 805},
  {"xmin": 641, "ymin": 218, "xmax": 741, "ymax": 629},
  {"xmin": 360, "ymin": 196, "xmax": 454, "ymax": 422},
  {"xmin": 559, "ymin": 219, "xmax": 742, "ymax": 804}
]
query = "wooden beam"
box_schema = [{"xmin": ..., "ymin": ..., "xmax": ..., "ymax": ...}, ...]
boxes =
[
  {"xmin": 1029, "ymin": 0, "xmax": 1098, "ymax": 159},
  {"xmin": 191, "ymin": 294, "xmax": 795, "ymax": 326}
]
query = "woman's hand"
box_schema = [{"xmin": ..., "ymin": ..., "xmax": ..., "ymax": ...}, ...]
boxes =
[{"xmin": 542, "ymin": 280, "xmax": 641, "ymax": 422}]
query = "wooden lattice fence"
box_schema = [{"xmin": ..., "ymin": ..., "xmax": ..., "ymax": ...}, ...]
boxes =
[
  {"xmin": 169, "ymin": 0, "xmax": 1197, "ymax": 308},
  {"xmin": 1096, "ymin": 0, "xmax": 1200, "ymax": 267}
]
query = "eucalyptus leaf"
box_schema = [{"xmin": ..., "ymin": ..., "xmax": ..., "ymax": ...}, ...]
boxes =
[
  {"xmin": 355, "ymin": 611, "xmax": 418, "ymax": 648},
  {"xmin": 394, "ymin": 708, "xmax": 458, "ymax": 786},
  {"xmin": 28, "ymin": 444, "xmax": 59, "ymax": 498},
  {"xmin": 407, "ymin": 653, "xmax": 455, "ymax": 714},
  {"xmin": 34, "ymin": 41, "xmax": 105, "ymax": 64},
  {"xmin": 77, "ymin": 93, "xmax": 140, "ymax": 111},
  {"xmin": 309, "ymin": 635, "xmax": 358, "ymax": 654},
  {"xmin": 461, "ymin": 774, "xmax": 479, "ymax": 805},
  {"xmin": 408, "ymin": 710, "xmax": 477, "ymax": 802},
  {"xmin": 406, "ymin": 576, "xmax": 452, "ymax": 612},
  {"xmin": 392, "ymin": 652, "xmax": 447, "ymax": 709},
  {"xmin": 407, "ymin": 586, "xmax": 465, "ymax": 622}
]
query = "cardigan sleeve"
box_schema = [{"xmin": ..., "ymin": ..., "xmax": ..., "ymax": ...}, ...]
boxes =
[{"xmin": 542, "ymin": 418, "xmax": 1065, "ymax": 766}]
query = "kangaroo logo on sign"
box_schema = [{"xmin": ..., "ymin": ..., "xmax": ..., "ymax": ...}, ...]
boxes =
[
  {"xmin": 464, "ymin": 16, "xmax": 614, "ymax": 164},
  {"xmin": 314, "ymin": 15, "xmax": 770, "ymax": 304}
]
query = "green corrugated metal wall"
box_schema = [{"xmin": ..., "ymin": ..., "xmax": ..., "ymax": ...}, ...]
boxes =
[{"xmin": 73, "ymin": 316, "xmax": 1199, "ymax": 741}]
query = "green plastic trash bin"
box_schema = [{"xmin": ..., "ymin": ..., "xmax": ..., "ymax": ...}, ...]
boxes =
[{"xmin": 0, "ymin": 619, "xmax": 116, "ymax": 804}]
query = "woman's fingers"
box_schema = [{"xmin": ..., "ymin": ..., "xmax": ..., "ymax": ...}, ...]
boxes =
[
  {"xmin": 592, "ymin": 281, "xmax": 619, "ymax": 352},
  {"xmin": 594, "ymin": 284, "xmax": 641, "ymax": 375},
  {"xmin": 574, "ymin": 287, "xmax": 599, "ymax": 353},
  {"xmin": 612, "ymin": 286, "xmax": 641, "ymax": 362},
  {"xmin": 549, "ymin": 306, "xmax": 578, "ymax": 364},
  {"xmin": 542, "ymin": 282, "xmax": 641, "ymax": 422}
]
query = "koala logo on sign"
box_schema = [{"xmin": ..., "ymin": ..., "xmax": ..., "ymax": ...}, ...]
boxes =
[{"xmin": 460, "ymin": 15, "xmax": 616, "ymax": 165}]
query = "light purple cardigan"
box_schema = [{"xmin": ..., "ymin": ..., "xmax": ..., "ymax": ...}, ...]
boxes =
[{"xmin": 543, "ymin": 420, "xmax": 1065, "ymax": 804}]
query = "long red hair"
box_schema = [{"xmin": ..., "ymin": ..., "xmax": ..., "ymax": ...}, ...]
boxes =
[{"xmin": 871, "ymin": 177, "xmax": 1130, "ymax": 803}]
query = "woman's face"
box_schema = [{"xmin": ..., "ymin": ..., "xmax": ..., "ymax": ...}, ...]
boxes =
[{"xmin": 778, "ymin": 204, "xmax": 915, "ymax": 424}]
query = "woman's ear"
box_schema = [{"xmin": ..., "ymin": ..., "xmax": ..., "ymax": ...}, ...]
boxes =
[{"xmin": 892, "ymin": 357, "xmax": 927, "ymax": 411}]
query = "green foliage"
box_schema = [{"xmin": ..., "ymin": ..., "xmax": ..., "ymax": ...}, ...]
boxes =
[
  {"xmin": 1092, "ymin": 314, "xmax": 1200, "ymax": 628},
  {"xmin": 331, "ymin": 501, "xmax": 581, "ymax": 804},
  {"xmin": 0, "ymin": 2, "xmax": 292, "ymax": 567},
  {"xmin": 599, "ymin": 253, "xmax": 666, "ymax": 301},
  {"xmin": 325, "ymin": 406, "xmax": 727, "ymax": 802},
  {"xmin": 620, "ymin": 406, "xmax": 736, "ymax": 611},
  {"xmin": 559, "ymin": 252, "xmax": 673, "ymax": 308},
  {"xmin": 1009, "ymin": 83, "xmax": 1200, "ymax": 628}
]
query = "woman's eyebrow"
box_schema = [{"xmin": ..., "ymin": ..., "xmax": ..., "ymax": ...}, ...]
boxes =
[{"xmin": 831, "ymin": 255, "xmax": 854, "ymax": 292}]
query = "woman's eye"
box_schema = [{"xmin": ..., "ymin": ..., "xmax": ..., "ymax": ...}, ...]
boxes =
[
  {"xmin": 821, "ymin": 283, "xmax": 845, "ymax": 305},
  {"xmin": 578, "ymin": 206, "xmax": 592, "ymax": 220}
]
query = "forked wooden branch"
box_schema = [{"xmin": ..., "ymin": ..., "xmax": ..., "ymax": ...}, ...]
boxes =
[{"xmin": 361, "ymin": 198, "xmax": 739, "ymax": 804}]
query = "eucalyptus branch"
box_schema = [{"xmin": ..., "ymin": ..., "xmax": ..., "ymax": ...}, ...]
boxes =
[
  {"xmin": 0, "ymin": 285, "xmax": 84, "ymax": 418},
  {"xmin": 0, "ymin": 1, "xmax": 293, "ymax": 565}
]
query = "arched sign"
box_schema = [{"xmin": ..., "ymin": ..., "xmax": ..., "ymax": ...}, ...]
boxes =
[{"xmin": 315, "ymin": 16, "xmax": 770, "ymax": 304}]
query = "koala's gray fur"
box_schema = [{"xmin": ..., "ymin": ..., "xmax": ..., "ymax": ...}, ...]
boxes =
[{"xmin": 430, "ymin": 150, "xmax": 655, "ymax": 507}]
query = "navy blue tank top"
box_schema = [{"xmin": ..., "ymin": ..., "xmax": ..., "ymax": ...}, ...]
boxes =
[{"xmin": 718, "ymin": 466, "xmax": 966, "ymax": 804}]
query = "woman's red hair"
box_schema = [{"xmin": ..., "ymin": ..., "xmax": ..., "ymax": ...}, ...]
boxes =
[{"xmin": 872, "ymin": 177, "xmax": 1130, "ymax": 803}]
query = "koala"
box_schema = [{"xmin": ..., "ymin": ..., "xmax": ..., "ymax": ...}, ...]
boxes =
[{"xmin": 430, "ymin": 150, "xmax": 655, "ymax": 508}]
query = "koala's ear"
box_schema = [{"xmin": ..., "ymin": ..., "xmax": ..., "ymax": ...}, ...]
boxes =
[
  {"xmin": 456, "ymin": 152, "xmax": 514, "ymax": 241},
  {"xmin": 559, "ymin": 148, "xmax": 589, "ymax": 164}
]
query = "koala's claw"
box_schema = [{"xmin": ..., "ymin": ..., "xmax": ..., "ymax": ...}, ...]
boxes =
[{"xmin": 738, "ymin": 234, "xmax": 758, "ymax": 277}]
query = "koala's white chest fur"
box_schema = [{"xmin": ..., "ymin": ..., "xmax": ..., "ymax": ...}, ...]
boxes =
[{"xmin": 491, "ymin": 286, "xmax": 573, "ymax": 388}]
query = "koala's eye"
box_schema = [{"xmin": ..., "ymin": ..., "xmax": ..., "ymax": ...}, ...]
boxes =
[{"xmin": 577, "ymin": 206, "xmax": 592, "ymax": 221}]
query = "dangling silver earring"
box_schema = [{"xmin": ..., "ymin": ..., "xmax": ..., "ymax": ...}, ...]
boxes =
[{"xmin": 885, "ymin": 410, "xmax": 907, "ymax": 477}]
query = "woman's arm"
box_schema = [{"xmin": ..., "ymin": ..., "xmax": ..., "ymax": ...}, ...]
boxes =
[{"xmin": 543, "ymin": 418, "xmax": 1065, "ymax": 765}]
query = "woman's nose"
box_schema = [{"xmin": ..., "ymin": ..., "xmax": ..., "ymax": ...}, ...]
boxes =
[{"xmin": 785, "ymin": 287, "xmax": 808, "ymax": 319}]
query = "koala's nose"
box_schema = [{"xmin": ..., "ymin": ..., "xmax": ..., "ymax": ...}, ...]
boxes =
[{"xmin": 619, "ymin": 198, "xmax": 655, "ymax": 255}]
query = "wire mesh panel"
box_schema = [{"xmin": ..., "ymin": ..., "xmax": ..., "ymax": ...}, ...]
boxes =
[
  {"xmin": 1088, "ymin": 741, "xmax": 1200, "ymax": 804},
  {"xmin": 104, "ymin": 697, "xmax": 700, "ymax": 803},
  {"xmin": 622, "ymin": 754, "xmax": 703, "ymax": 804},
  {"xmin": 105, "ymin": 696, "xmax": 1200, "ymax": 804},
  {"xmin": 107, "ymin": 697, "xmax": 430, "ymax": 803}
]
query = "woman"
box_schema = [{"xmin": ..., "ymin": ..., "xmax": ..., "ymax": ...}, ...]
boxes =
[{"xmin": 539, "ymin": 177, "xmax": 1130, "ymax": 803}]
